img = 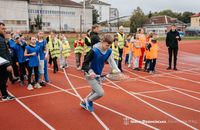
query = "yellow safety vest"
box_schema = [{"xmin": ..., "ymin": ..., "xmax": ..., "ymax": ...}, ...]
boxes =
[
  {"xmin": 49, "ymin": 39, "xmax": 60, "ymax": 58},
  {"xmin": 74, "ymin": 40, "xmax": 84, "ymax": 54},
  {"xmin": 61, "ymin": 40, "xmax": 71, "ymax": 57},
  {"xmin": 112, "ymin": 43, "xmax": 120, "ymax": 60},
  {"xmin": 84, "ymin": 36, "xmax": 91, "ymax": 53},
  {"xmin": 117, "ymin": 32, "xmax": 125, "ymax": 49}
]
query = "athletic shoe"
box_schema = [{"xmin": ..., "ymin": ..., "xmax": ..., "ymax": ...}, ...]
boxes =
[
  {"xmin": 128, "ymin": 64, "xmax": 131, "ymax": 68},
  {"xmin": 2, "ymin": 95, "xmax": 15, "ymax": 101},
  {"xmin": 80, "ymin": 101, "xmax": 87, "ymax": 110},
  {"xmin": 34, "ymin": 83, "xmax": 42, "ymax": 89},
  {"xmin": 167, "ymin": 67, "xmax": 172, "ymax": 70},
  {"xmin": 77, "ymin": 66, "xmax": 81, "ymax": 70},
  {"xmin": 39, "ymin": 81, "xmax": 46, "ymax": 86},
  {"xmin": 173, "ymin": 67, "xmax": 178, "ymax": 71},
  {"xmin": 27, "ymin": 84, "xmax": 34, "ymax": 90},
  {"xmin": 84, "ymin": 99, "xmax": 94, "ymax": 112},
  {"xmin": 20, "ymin": 81, "xmax": 25, "ymax": 86},
  {"xmin": 149, "ymin": 71, "xmax": 153, "ymax": 74}
]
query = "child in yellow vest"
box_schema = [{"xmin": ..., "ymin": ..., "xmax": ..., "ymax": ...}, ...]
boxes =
[
  {"xmin": 132, "ymin": 35, "xmax": 142, "ymax": 71},
  {"xmin": 59, "ymin": 34, "xmax": 71, "ymax": 69},
  {"xmin": 112, "ymin": 38, "xmax": 120, "ymax": 66},
  {"xmin": 48, "ymin": 33, "xmax": 60, "ymax": 73},
  {"xmin": 149, "ymin": 37, "xmax": 159, "ymax": 74},
  {"xmin": 74, "ymin": 37, "xmax": 84, "ymax": 70}
]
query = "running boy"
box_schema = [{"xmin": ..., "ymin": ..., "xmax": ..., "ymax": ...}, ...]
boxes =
[{"xmin": 81, "ymin": 34, "xmax": 120, "ymax": 112}]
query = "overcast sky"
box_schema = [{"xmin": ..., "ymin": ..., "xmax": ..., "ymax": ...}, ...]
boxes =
[{"xmin": 74, "ymin": 0, "xmax": 200, "ymax": 16}]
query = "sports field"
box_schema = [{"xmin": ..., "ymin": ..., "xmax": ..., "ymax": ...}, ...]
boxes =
[{"xmin": 0, "ymin": 40, "xmax": 199, "ymax": 130}]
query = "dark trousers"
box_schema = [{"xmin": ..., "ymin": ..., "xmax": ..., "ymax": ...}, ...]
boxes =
[
  {"xmin": 75, "ymin": 53, "xmax": 82, "ymax": 68},
  {"xmin": 149, "ymin": 59, "xmax": 157, "ymax": 71},
  {"xmin": 144, "ymin": 59, "xmax": 151, "ymax": 71},
  {"xmin": 125, "ymin": 54, "xmax": 129, "ymax": 64},
  {"xmin": 168, "ymin": 48, "xmax": 178, "ymax": 68},
  {"xmin": 19, "ymin": 61, "xmax": 29, "ymax": 82},
  {"xmin": 118, "ymin": 49, "xmax": 123, "ymax": 72},
  {"xmin": 48, "ymin": 52, "xmax": 52, "ymax": 65},
  {"xmin": 28, "ymin": 66, "xmax": 39, "ymax": 84},
  {"xmin": 52, "ymin": 57, "xmax": 58, "ymax": 72},
  {"xmin": 11, "ymin": 56, "xmax": 19, "ymax": 77},
  {"xmin": 0, "ymin": 66, "xmax": 9, "ymax": 97}
]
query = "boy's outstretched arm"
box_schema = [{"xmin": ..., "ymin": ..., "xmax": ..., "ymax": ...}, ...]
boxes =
[
  {"xmin": 82, "ymin": 50, "xmax": 94, "ymax": 73},
  {"xmin": 107, "ymin": 53, "xmax": 121, "ymax": 73}
]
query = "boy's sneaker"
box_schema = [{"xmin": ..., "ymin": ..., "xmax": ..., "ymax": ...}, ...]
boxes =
[
  {"xmin": 2, "ymin": 95, "xmax": 15, "ymax": 101},
  {"xmin": 80, "ymin": 101, "xmax": 87, "ymax": 110},
  {"xmin": 128, "ymin": 64, "xmax": 131, "ymax": 68},
  {"xmin": 35, "ymin": 83, "xmax": 42, "ymax": 89},
  {"xmin": 27, "ymin": 84, "xmax": 34, "ymax": 90},
  {"xmin": 84, "ymin": 99, "xmax": 94, "ymax": 112}
]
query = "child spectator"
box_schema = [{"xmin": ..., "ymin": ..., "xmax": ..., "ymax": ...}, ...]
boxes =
[
  {"xmin": 74, "ymin": 36, "xmax": 84, "ymax": 70},
  {"xmin": 24, "ymin": 36, "xmax": 41, "ymax": 90}
]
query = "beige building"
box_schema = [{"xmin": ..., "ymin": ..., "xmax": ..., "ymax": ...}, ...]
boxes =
[
  {"xmin": 0, "ymin": 0, "xmax": 29, "ymax": 32},
  {"xmin": 0, "ymin": 0, "xmax": 93, "ymax": 32},
  {"xmin": 191, "ymin": 13, "xmax": 200, "ymax": 27}
]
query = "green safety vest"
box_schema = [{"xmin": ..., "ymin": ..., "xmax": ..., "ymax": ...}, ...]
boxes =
[
  {"xmin": 49, "ymin": 39, "xmax": 60, "ymax": 58},
  {"xmin": 84, "ymin": 36, "xmax": 91, "ymax": 53},
  {"xmin": 112, "ymin": 43, "xmax": 120, "ymax": 60},
  {"xmin": 61, "ymin": 40, "xmax": 71, "ymax": 57},
  {"xmin": 117, "ymin": 33, "xmax": 125, "ymax": 49},
  {"xmin": 74, "ymin": 40, "xmax": 84, "ymax": 54}
]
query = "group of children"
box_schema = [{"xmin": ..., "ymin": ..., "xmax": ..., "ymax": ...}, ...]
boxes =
[
  {"xmin": 114, "ymin": 30, "xmax": 159, "ymax": 74},
  {"xmin": 7, "ymin": 31, "xmax": 71, "ymax": 90}
]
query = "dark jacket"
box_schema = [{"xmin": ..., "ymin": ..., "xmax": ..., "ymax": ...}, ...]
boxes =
[
  {"xmin": 0, "ymin": 34, "xmax": 11, "ymax": 68},
  {"xmin": 166, "ymin": 30, "xmax": 181, "ymax": 48},
  {"xmin": 90, "ymin": 32, "xmax": 100, "ymax": 47}
]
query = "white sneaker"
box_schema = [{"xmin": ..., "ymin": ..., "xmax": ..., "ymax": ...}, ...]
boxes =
[
  {"xmin": 149, "ymin": 71, "xmax": 153, "ymax": 74},
  {"xmin": 35, "ymin": 83, "xmax": 42, "ymax": 89},
  {"xmin": 128, "ymin": 64, "xmax": 131, "ymax": 68},
  {"xmin": 77, "ymin": 66, "xmax": 81, "ymax": 70},
  {"xmin": 27, "ymin": 84, "xmax": 34, "ymax": 90}
]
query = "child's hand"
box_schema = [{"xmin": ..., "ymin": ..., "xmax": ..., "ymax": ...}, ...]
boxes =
[{"xmin": 32, "ymin": 52, "xmax": 36, "ymax": 56}]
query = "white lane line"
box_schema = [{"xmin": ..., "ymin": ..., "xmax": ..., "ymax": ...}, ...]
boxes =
[
  {"xmin": 47, "ymin": 83, "xmax": 159, "ymax": 130},
  {"xmin": 124, "ymin": 69, "xmax": 200, "ymax": 101},
  {"xmin": 8, "ymin": 91, "xmax": 55, "ymax": 130},
  {"xmin": 63, "ymin": 69, "xmax": 109, "ymax": 130},
  {"xmin": 131, "ymin": 91, "xmax": 200, "ymax": 113},
  {"xmin": 135, "ymin": 89, "xmax": 172, "ymax": 94},
  {"xmin": 105, "ymin": 78, "xmax": 198, "ymax": 130}
]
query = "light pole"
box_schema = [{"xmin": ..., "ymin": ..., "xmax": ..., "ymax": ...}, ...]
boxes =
[{"xmin": 83, "ymin": 0, "xmax": 86, "ymax": 32}]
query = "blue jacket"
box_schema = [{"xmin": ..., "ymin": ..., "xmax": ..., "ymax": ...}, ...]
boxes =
[{"xmin": 13, "ymin": 42, "xmax": 28, "ymax": 63}]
